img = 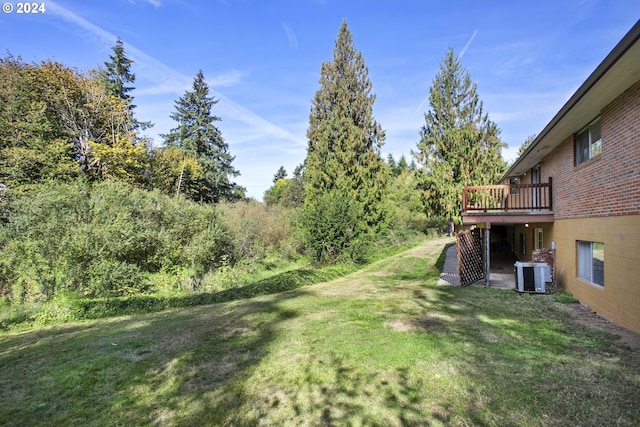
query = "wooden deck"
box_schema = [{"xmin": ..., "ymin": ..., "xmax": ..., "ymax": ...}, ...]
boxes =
[{"xmin": 462, "ymin": 179, "xmax": 552, "ymax": 213}]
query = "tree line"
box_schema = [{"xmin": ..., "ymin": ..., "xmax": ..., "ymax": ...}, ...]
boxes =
[
  {"xmin": 265, "ymin": 20, "xmax": 506, "ymax": 262},
  {"xmin": 0, "ymin": 38, "xmax": 243, "ymax": 205},
  {"xmin": 0, "ymin": 21, "xmax": 506, "ymax": 307}
]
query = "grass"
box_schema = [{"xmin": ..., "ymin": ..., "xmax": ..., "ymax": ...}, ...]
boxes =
[
  {"xmin": 552, "ymin": 292, "xmax": 581, "ymax": 304},
  {"xmin": 1, "ymin": 236, "xmax": 638, "ymax": 426},
  {"xmin": 0, "ymin": 229, "xmax": 426, "ymax": 331}
]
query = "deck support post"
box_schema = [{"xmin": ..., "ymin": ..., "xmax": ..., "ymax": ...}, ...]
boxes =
[{"xmin": 485, "ymin": 223, "xmax": 491, "ymax": 288}]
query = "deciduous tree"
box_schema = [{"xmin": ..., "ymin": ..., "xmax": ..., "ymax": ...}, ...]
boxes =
[{"xmin": 148, "ymin": 146, "xmax": 204, "ymax": 198}]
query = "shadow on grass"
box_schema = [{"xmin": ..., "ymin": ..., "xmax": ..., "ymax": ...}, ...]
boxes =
[
  {"xmin": 0, "ymin": 286, "xmax": 308, "ymax": 425},
  {"xmin": 279, "ymin": 241, "xmax": 639, "ymax": 426},
  {"xmin": 1, "ymin": 240, "xmax": 637, "ymax": 426},
  {"xmin": 0, "ymin": 266, "xmax": 356, "ymax": 331}
]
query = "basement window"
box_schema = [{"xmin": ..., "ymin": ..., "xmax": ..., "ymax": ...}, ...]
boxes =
[
  {"xmin": 575, "ymin": 118, "xmax": 601, "ymax": 165},
  {"xmin": 577, "ymin": 241, "xmax": 604, "ymax": 287}
]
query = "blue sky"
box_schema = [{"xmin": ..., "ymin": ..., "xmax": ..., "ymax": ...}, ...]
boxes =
[{"xmin": 2, "ymin": 1, "xmax": 639, "ymax": 199}]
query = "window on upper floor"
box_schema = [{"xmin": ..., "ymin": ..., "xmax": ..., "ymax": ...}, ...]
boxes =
[{"xmin": 575, "ymin": 118, "xmax": 601, "ymax": 165}]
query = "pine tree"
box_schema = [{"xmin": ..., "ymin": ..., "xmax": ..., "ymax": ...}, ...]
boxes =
[
  {"xmin": 281, "ymin": 163, "xmax": 306, "ymax": 207},
  {"xmin": 273, "ymin": 165, "xmax": 287, "ymax": 183},
  {"xmin": 102, "ymin": 38, "xmax": 135, "ymax": 107},
  {"xmin": 264, "ymin": 163, "xmax": 305, "ymax": 207},
  {"xmin": 101, "ymin": 38, "xmax": 152, "ymax": 132},
  {"xmin": 386, "ymin": 154, "xmax": 398, "ymax": 176},
  {"xmin": 517, "ymin": 134, "xmax": 537, "ymax": 158},
  {"xmin": 415, "ymin": 47, "xmax": 506, "ymax": 224},
  {"xmin": 397, "ymin": 155, "xmax": 409, "ymax": 174},
  {"xmin": 305, "ymin": 19, "xmax": 388, "ymax": 231},
  {"xmin": 163, "ymin": 70, "xmax": 240, "ymax": 203}
]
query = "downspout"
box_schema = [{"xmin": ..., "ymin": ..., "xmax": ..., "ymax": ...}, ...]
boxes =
[{"xmin": 552, "ymin": 241, "xmax": 557, "ymax": 289}]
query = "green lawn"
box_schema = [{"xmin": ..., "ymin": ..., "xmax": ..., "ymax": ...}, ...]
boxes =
[{"xmin": 1, "ymin": 237, "xmax": 638, "ymax": 426}]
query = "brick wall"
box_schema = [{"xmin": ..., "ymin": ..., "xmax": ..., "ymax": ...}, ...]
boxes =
[{"xmin": 542, "ymin": 79, "xmax": 640, "ymax": 220}]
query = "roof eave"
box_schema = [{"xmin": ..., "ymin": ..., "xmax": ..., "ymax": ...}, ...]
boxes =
[{"xmin": 503, "ymin": 19, "xmax": 640, "ymax": 179}]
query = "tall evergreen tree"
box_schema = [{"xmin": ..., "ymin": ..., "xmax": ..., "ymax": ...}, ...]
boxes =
[
  {"xmin": 102, "ymin": 38, "xmax": 135, "ymax": 107},
  {"xmin": 397, "ymin": 154, "xmax": 410, "ymax": 174},
  {"xmin": 414, "ymin": 47, "xmax": 506, "ymax": 224},
  {"xmin": 163, "ymin": 70, "xmax": 240, "ymax": 203},
  {"xmin": 101, "ymin": 38, "xmax": 152, "ymax": 132},
  {"xmin": 386, "ymin": 154, "xmax": 398, "ymax": 176},
  {"xmin": 305, "ymin": 19, "xmax": 388, "ymax": 230},
  {"xmin": 273, "ymin": 165, "xmax": 287, "ymax": 183}
]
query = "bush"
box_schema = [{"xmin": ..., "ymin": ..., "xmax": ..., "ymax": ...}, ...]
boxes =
[
  {"xmin": 217, "ymin": 200, "xmax": 302, "ymax": 264},
  {"xmin": 301, "ymin": 190, "xmax": 365, "ymax": 264},
  {"xmin": 0, "ymin": 179, "xmax": 232, "ymax": 302},
  {"xmin": 423, "ymin": 217, "xmax": 449, "ymax": 236},
  {"xmin": 84, "ymin": 260, "xmax": 149, "ymax": 297}
]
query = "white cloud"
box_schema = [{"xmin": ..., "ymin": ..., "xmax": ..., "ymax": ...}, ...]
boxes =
[
  {"xmin": 126, "ymin": 0, "xmax": 162, "ymax": 7},
  {"xmin": 502, "ymin": 144, "xmax": 520, "ymax": 165},
  {"xmin": 208, "ymin": 69, "xmax": 246, "ymax": 88}
]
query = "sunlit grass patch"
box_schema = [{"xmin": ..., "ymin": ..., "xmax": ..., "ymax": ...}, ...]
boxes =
[{"xmin": 1, "ymin": 237, "xmax": 638, "ymax": 426}]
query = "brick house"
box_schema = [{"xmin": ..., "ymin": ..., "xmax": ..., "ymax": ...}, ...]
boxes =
[{"xmin": 461, "ymin": 20, "xmax": 640, "ymax": 334}]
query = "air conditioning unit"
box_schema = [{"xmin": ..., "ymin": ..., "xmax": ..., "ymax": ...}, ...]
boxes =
[{"xmin": 514, "ymin": 262, "xmax": 551, "ymax": 293}]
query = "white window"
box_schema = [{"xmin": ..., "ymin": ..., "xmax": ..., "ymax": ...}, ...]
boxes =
[
  {"xmin": 576, "ymin": 118, "xmax": 601, "ymax": 165},
  {"xmin": 577, "ymin": 241, "xmax": 604, "ymax": 287},
  {"xmin": 534, "ymin": 228, "xmax": 543, "ymax": 250}
]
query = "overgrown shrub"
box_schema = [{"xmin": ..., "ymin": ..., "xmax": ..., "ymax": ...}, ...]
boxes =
[
  {"xmin": 423, "ymin": 217, "xmax": 449, "ymax": 236},
  {"xmin": 301, "ymin": 190, "xmax": 366, "ymax": 264},
  {"xmin": 217, "ymin": 200, "xmax": 302, "ymax": 263},
  {"xmin": 0, "ymin": 179, "xmax": 232, "ymax": 302},
  {"xmin": 390, "ymin": 207, "xmax": 448, "ymax": 236}
]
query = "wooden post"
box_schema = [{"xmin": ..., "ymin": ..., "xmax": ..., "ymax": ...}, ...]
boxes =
[
  {"xmin": 548, "ymin": 177, "xmax": 553, "ymax": 211},
  {"xmin": 485, "ymin": 222, "xmax": 491, "ymax": 287},
  {"xmin": 503, "ymin": 184, "xmax": 509, "ymax": 210},
  {"xmin": 462, "ymin": 187, "xmax": 467, "ymax": 212}
]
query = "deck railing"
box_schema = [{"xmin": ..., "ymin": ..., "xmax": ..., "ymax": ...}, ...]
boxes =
[{"xmin": 462, "ymin": 178, "xmax": 552, "ymax": 212}]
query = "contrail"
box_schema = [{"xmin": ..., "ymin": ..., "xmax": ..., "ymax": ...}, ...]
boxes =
[
  {"xmin": 415, "ymin": 96, "xmax": 429, "ymax": 114},
  {"xmin": 281, "ymin": 22, "xmax": 298, "ymax": 50},
  {"xmin": 459, "ymin": 30, "xmax": 478, "ymax": 59},
  {"xmin": 416, "ymin": 30, "xmax": 479, "ymax": 113},
  {"xmin": 46, "ymin": 1, "xmax": 302, "ymax": 145}
]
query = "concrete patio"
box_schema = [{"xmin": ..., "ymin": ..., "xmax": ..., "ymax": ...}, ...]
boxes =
[{"xmin": 438, "ymin": 244, "xmax": 516, "ymax": 290}]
